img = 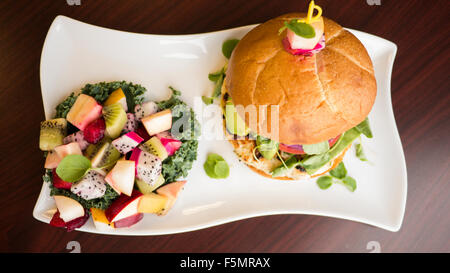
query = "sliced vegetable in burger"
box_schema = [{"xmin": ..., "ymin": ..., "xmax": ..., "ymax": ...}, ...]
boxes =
[{"xmin": 40, "ymin": 81, "xmax": 200, "ymax": 231}]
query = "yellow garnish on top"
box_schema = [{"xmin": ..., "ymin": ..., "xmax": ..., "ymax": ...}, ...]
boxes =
[{"xmin": 298, "ymin": 0, "xmax": 322, "ymax": 24}]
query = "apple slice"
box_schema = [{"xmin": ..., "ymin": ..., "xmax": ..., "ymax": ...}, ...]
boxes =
[
  {"xmin": 44, "ymin": 150, "xmax": 62, "ymax": 169},
  {"xmin": 113, "ymin": 213, "xmax": 144, "ymax": 228},
  {"xmin": 156, "ymin": 180, "xmax": 186, "ymax": 215},
  {"xmin": 105, "ymin": 160, "xmax": 135, "ymax": 196},
  {"xmin": 66, "ymin": 94, "xmax": 103, "ymax": 131},
  {"xmin": 54, "ymin": 142, "xmax": 82, "ymax": 159},
  {"xmin": 50, "ymin": 210, "xmax": 89, "ymax": 231},
  {"xmin": 105, "ymin": 190, "xmax": 143, "ymax": 223},
  {"xmin": 53, "ymin": 195, "xmax": 85, "ymax": 222},
  {"xmin": 141, "ymin": 109, "xmax": 172, "ymax": 136},
  {"xmin": 138, "ymin": 193, "xmax": 168, "ymax": 214},
  {"xmin": 90, "ymin": 208, "xmax": 114, "ymax": 231}
]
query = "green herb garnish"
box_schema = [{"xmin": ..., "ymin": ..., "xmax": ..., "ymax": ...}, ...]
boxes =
[
  {"xmin": 204, "ymin": 153, "xmax": 230, "ymax": 179},
  {"xmin": 316, "ymin": 176, "xmax": 333, "ymax": 190},
  {"xmin": 279, "ymin": 19, "xmax": 316, "ymax": 38},
  {"xmin": 329, "ymin": 161, "xmax": 347, "ymax": 179},
  {"xmin": 222, "ymin": 39, "xmax": 240, "ymax": 59},
  {"xmin": 316, "ymin": 162, "xmax": 357, "ymax": 192},
  {"xmin": 56, "ymin": 154, "xmax": 92, "ymax": 183}
]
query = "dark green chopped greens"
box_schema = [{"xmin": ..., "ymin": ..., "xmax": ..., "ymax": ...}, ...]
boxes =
[
  {"xmin": 157, "ymin": 86, "xmax": 201, "ymax": 183},
  {"xmin": 55, "ymin": 81, "xmax": 146, "ymax": 118},
  {"xmin": 161, "ymin": 140, "xmax": 199, "ymax": 183},
  {"xmin": 55, "ymin": 92, "xmax": 78, "ymax": 119}
]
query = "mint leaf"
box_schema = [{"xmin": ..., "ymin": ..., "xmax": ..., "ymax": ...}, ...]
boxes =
[
  {"xmin": 329, "ymin": 162, "xmax": 347, "ymax": 179},
  {"xmin": 302, "ymin": 141, "xmax": 329, "ymax": 155},
  {"xmin": 342, "ymin": 176, "xmax": 357, "ymax": 192},
  {"xmin": 317, "ymin": 176, "xmax": 333, "ymax": 190},
  {"xmin": 222, "ymin": 39, "xmax": 240, "ymax": 59},
  {"xmin": 284, "ymin": 20, "xmax": 316, "ymax": 38},
  {"xmin": 355, "ymin": 143, "xmax": 368, "ymax": 162},
  {"xmin": 355, "ymin": 118, "xmax": 373, "ymax": 138},
  {"xmin": 56, "ymin": 154, "xmax": 92, "ymax": 182}
]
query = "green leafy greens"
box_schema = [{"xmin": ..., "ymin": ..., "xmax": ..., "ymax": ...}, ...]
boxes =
[
  {"xmin": 203, "ymin": 153, "xmax": 230, "ymax": 179},
  {"xmin": 157, "ymin": 87, "xmax": 201, "ymax": 183},
  {"xmin": 316, "ymin": 162, "xmax": 357, "ymax": 192},
  {"xmin": 56, "ymin": 155, "xmax": 92, "ymax": 183},
  {"xmin": 222, "ymin": 39, "xmax": 240, "ymax": 59},
  {"xmin": 302, "ymin": 141, "xmax": 330, "ymax": 155},
  {"xmin": 203, "ymin": 39, "xmax": 240, "ymax": 105}
]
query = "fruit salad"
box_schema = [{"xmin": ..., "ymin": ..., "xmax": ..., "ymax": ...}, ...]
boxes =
[{"xmin": 39, "ymin": 81, "xmax": 200, "ymax": 231}]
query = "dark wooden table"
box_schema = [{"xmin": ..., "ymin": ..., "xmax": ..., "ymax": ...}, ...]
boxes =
[{"xmin": 1, "ymin": 0, "xmax": 448, "ymax": 253}]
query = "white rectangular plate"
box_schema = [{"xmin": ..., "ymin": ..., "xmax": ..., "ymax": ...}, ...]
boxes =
[{"xmin": 34, "ymin": 15, "xmax": 406, "ymax": 234}]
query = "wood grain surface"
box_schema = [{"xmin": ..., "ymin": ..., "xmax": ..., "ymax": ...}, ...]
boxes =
[{"xmin": 0, "ymin": 0, "xmax": 448, "ymax": 253}]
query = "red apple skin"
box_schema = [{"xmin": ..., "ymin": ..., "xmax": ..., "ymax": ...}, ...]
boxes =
[
  {"xmin": 105, "ymin": 190, "xmax": 143, "ymax": 223},
  {"xmin": 113, "ymin": 213, "xmax": 144, "ymax": 228},
  {"xmin": 50, "ymin": 209, "xmax": 89, "ymax": 232},
  {"xmin": 65, "ymin": 210, "xmax": 89, "ymax": 232},
  {"xmin": 49, "ymin": 211, "xmax": 66, "ymax": 227},
  {"xmin": 52, "ymin": 169, "xmax": 72, "ymax": 189}
]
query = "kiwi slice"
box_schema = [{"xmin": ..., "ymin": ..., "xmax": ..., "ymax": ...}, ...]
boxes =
[
  {"xmin": 39, "ymin": 118, "xmax": 67, "ymax": 151},
  {"xmin": 102, "ymin": 103, "xmax": 127, "ymax": 139},
  {"xmin": 136, "ymin": 174, "xmax": 165, "ymax": 194},
  {"xmin": 140, "ymin": 136, "xmax": 168, "ymax": 160},
  {"xmin": 85, "ymin": 138, "xmax": 121, "ymax": 170}
]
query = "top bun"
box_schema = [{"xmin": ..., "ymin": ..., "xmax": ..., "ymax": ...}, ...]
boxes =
[{"xmin": 225, "ymin": 13, "xmax": 377, "ymax": 145}]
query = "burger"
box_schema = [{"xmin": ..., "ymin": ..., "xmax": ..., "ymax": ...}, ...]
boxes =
[{"xmin": 221, "ymin": 7, "xmax": 376, "ymax": 180}]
